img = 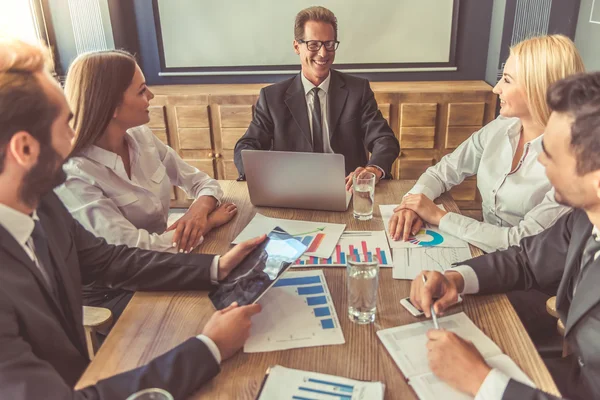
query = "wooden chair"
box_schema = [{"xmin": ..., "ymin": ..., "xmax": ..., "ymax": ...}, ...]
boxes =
[
  {"xmin": 545, "ymin": 296, "xmax": 569, "ymax": 356},
  {"xmin": 83, "ymin": 306, "xmax": 112, "ymax": 360}
]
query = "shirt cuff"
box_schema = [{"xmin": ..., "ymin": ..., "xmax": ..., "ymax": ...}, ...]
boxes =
[
  {"xmin": 406, "ymin": 184, "xmax": 436, "ymax": 201},
  {"xmin": 367, "ymin": 164, "xmax": 386, "ymax": 179},
  {"xmin": 195, "ymin": 334, "xmax": 222, "ymax": 365},
  {"xmin": 475, "ymin": 369, "xmax": 511, "ymax": 400},
  {"xmin": 194, "ymin": 192, "xmax": 222, "ymax": 207},
  {"xmin": 211, "ymin": 255, "xmax": 220, "ymax": 284},
  {"xmin": 448, "ymin": 265, "xmax": 480, "ymax": 294}
]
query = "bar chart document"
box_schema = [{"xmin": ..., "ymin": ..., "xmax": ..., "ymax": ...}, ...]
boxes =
[
  {"xmin": 377, "ymin": 312, "xmax": 535, "ymax": 399},
  {"xmin": 380, "ymin": 205, "xmax": 469, "ymax": 249},
  {"xmin": 233, "ymin": 213, "xmax": 346, "ymax": 258},
  {"xmin": 256, "ymin": 365, "xmax": 384, "ymax": 400},
  {"xmin": 245, "ymin": 270, "xmax": 345, "ymax": 353},
  {"xmin": 295, "ymin": 231, "xmax": 393, "ymax": 267},
  {"xmin": 392, "ymin": 247, "xmax": 473, "ymax": 280}
]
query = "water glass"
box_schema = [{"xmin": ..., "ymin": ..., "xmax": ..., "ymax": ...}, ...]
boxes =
[
  {"xmin": 347, "ymin": 253, "xmax": 379, "ymax": 324},
  {"xmin": 352, "ymin": 171, "xmax": 375, "ymax": 220},
  {"xmin": 126, "ymin": 389, "xmax": 174, "ymax": 400}
]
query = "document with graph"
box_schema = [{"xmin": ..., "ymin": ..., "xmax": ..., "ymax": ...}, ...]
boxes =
[
  {"xmin": 244, "ymin": 270, "xmax": 345, "ymax": 353},
  {"xmin": 377, "ymin": 312, "xmax": 536, "ymax": 400},
  {"xmin": 392, "ymin": 247, "xmax": 473, "ymax": 280},
  {"xmin": 379, "ymin": 205, "xmax": 469, "ymax": 249},
  {"xmin": 232, "ymin": 213, "xmax": 345, "ymax": 258},
  {"xmin": 294, "ymin": 231, "xmax": 393, "ymax": 267},
  {"xmin": 256, "ymin": 365, "xmax": 384, "ymax": 400}
]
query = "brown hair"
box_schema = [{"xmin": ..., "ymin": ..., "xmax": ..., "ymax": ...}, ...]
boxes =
[
  {"xmin": 509, "ymin": 34, "xmax": 585, "ymax": 128},
  {"xmin": 294, "ymin": 6, "xmax": 338, "ymax": 41},
  {"xmin": 547, "ymin": 72, "xmax": 600, "ymax": 175},
  {"xmin": 64, "ymin": 50, "xmax": 137, "ymax": 156},
  {"xmin": 0, "ymin": 37, "xmax": 57, "ymax": 173}
]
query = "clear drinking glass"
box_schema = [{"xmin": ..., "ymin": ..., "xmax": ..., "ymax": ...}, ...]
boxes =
[
  {"xmin": 347, "ymin": 253, "xmax": 379, "ymax": 324},
  {"xmin": 126, "ymin": 389, "xmax": 174, "ymax": 400},
  {"xmin": 352, "ymin": 171, "xmax": 375, "ymax": 220}
]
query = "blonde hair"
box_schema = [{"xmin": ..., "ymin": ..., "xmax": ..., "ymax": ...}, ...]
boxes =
[
  {"xmin": 510, "ymin": 34, "xmax": 585, "ymax": 128},
  {"xmin": 65, "ymin": 50, "xmax": 136, "ymax": 156},
  {"xmin": 0, "ymin": 37, "xmax": 57, "ymax": 172}
]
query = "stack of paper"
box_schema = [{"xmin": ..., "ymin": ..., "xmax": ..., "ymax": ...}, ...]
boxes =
[
  {"xmin": 379, "ymin": 205, "xmax": 473, "ymax": 280},
  {"xmin": 245, "ymin": 270, "xmax": 345, "ymax": 353},
  {"xmin": 377, "ymin": 312, "xmax": 536, "ymax": 399},
  {"xmin": 257, "ymin": 365, "xmax": 385, "ymax": 400}
]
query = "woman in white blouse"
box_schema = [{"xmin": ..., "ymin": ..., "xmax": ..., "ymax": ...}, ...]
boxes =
[
  {"xmin": 55, "ymin": 50, "xmax": 237, "ymax": 317},
  {"xmin": 389, "ymin": 35, "xmax": 585, "ymax": 254}
]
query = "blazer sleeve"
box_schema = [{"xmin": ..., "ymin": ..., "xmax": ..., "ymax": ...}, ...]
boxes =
[
  {"xmin": 0, "ymin": 292, "xmax": 219, "ymax": 400},
  {"xmin": 234, "ymin": 87, "xmax": 274, "ymax": 177},
  {"xmin": 502, "ymin": 380, "xmax": 564, "ymax": 400},
  {"xmin": 359, "ymin": 80, "xmax": 400, "ymax": 177},
  {"xmin": 460, "ymin": 210, "xmax": 576, "ymax": 295}
]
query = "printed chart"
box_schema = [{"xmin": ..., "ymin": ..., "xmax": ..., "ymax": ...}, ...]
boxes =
[
  {"xmin": 294, "ymin": 231, "xmax": 392, "ymax": 267},
  {"xmin": 408, "ymin": 229, "xmax": 444, "ymax": 247},
  {"xmin": 244, "ymin": 270, "xmax": 345, "ymax": 353},
  {"xmin": 392, "ymin": 247, "xmax": 473, "ymax": 280},
  {"xmin": 232, "ymin": 213, "xmax": 345, "ymax": 258}
]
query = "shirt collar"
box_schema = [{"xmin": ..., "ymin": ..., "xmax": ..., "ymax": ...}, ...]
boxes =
[
  {"xmin": 301, "ymin": 71, "xmax": 331, "ymax": 96},
  {"xmin": 593, "ymin": 226, "xmax": 600, "ymax": 241},
  {"xmin": 0, "ymin": 203, "xmax": 38, "ymax": 247},
  {"xmin": 81, "ymin": 130, "xmax": 140, "ymax": 171},
  {"xmin": 505, "ymin": 118, "xmax": 544, "ymax": 147}
]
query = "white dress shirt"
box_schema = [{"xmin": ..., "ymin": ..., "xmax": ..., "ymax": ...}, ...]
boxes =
[
  {"xmin": 55, "ymin": 125, "xmax": 223, "ymax": 253},
  {"xmin": 407, "ymin": 116, "xmax": 571, "ymax": 253},
  {"xmin": 451, "ymin": 226, "xmax": 600, "ymax": 399},
  {"xmin": 0, "ymin": 202, "xmax": 222, "ymax": 365}
]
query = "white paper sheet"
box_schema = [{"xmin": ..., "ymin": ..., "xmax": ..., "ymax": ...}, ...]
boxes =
[
  {"xmin": 380, "ymin": 204, "xmax": 469, "ymax": 249},
  {"xmin": 294, "ymin": 231, "xmax": 393, "ymax": 267},
  {"xmin": 392, "ymin": 247, "xmax": 473, "ymax": 280},
  {"xmin": 167, "ymin": 208, "xmax": 186, "ymax": 227},
  {"xmin": 233, "ymin": 213, "xmax": 346, "ymax": 258},
  {"xmin": 257, "ymin": 365, "xmax": 385, "ymax": 400},
  {"xmin": 245, "ymin": 270, "xmax": 345, "ymax": 353}
]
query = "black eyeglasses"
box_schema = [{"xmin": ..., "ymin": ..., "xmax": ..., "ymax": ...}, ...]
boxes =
[{"xmin": 297, "ymin": 39, "xmax": 340, "ymax": 52}]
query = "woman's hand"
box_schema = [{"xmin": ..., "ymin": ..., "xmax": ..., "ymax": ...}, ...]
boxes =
[
  {"xmin": 395, "ymin": 194, "xmax": 447, "ymax": 226},
  {"xmin": 167, "ymin": 197, "xmax": 217, "ymax": 253}
]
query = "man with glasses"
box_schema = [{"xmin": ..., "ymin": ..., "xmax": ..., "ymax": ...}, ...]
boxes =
[{"xmin": 234, "ymin": 6, "xmax": 400, "ymax": 188}]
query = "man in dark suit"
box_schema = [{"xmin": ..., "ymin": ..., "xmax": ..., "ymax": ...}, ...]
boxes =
[
  {"xmin": 408, "ymin": 72, "xmax": 600, "ymax": 399},
  {"xmin": 0, "ymin": 38, "xmax": 265, "ymax": 399},
  {"xmin": 233, "ymin": 6, "xmax": 400, "ymax": 187}
]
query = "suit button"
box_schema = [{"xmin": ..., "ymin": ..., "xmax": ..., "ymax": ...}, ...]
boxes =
[{"xmin": 578, "ymin": 356, "xmax": 585, "ymax": 367}]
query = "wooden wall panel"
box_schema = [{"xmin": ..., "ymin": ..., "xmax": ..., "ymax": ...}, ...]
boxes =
[
  {"xmin": 447, "ymin": 102, "xmax": 485, "ymax": 126},
  {"xmin": 396, "ymin": 158, "xmax": 435, "ymax": 180},
  {"xmin": 445, "ymin": 126, "xmax": 476, "ymax": 149},
  {"xmin": 400, "ymin": 103, "xmax": 437, "ymax": 127},
  {"xmin": 400, "ymin": 127, "xmax": 435, "ymax": 149},
  {"xmin": 449, "ymin": 177, "xmax": 478, "ymax": 201},
  {"xmin": 379, "ymin": 103, "xmax": 391, "ymax": 125}
]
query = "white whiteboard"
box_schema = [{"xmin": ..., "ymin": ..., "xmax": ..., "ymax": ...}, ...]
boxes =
[{"xmin": 156, "ymin": 0, "xmax": 456, "ymax": 70}]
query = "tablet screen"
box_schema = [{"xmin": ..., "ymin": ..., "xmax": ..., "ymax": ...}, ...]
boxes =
[{"xmin": 209, "ymin": 227, "xmax": 308, "ymax": 310}]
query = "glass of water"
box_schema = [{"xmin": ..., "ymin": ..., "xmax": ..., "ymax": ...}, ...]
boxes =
[
  {"xmin": 126, "ymin": 389, "xmax": 174, "ymax": 400},
  {"xmin": 347, "ymin": 253, "xmax": 379, "ymax": 324},
  {"xmin": 352, "ymin": 171, "xmax": 376, "ymax": 220}
]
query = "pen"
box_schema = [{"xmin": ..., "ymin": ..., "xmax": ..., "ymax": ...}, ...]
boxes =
[{"xmin": 421, "ymin": 275, "xmax": 440, "ymax": 329}]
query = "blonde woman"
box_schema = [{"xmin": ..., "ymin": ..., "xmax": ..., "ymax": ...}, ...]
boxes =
[{"xmin": 389, "ymin": 35, "xmax": 585, "ymax": 253}]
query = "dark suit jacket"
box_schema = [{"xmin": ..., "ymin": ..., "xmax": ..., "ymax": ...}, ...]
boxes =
[
  {"xmin": 234, "ymin": 69, "xmax": 400, "ymax": 177},
  {"xmin": 0, "ymin": 193, "xmax": 220, "ymax": 399},
  {"xmin": 463, "ymin": 209, "xmax": 599, "ymax": 399}
]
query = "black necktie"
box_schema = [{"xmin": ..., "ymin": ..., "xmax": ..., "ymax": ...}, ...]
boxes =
[
  {"xmin": 30, "ymin": 220, "xmax": 59, "ymax": 298},
  {"xmin": 310, "ymin": 87, "xmax": 324, "ymax": 153},
  {"xmin": 568, "ymin": 234, "xmax": 600, "ymax": 300}
]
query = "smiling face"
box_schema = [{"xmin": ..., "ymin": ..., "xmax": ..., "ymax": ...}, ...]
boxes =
[
  {"xmin": 492, "ymin": 55, "xmax": 530, "ymax": 120},
  {"xmin": 113, "ymin": 64, "xmax": 155, "ymax": 130},
  {"xmin": 294, "ymin": 20, "xmax": 336, "ymax": 86}
]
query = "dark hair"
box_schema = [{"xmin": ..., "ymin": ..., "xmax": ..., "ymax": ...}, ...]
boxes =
[
  {"xmin": 547, "ymin": 72, "xmax": 600, "ymax": 175},
  {"xmin": 294, "ymin": 6, "xmax": 338, "ymax": 41}
]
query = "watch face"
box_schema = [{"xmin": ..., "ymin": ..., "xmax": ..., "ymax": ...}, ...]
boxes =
[{"xmin": 209, "ymin": 227, "xmax": 308, "ymax": 310}]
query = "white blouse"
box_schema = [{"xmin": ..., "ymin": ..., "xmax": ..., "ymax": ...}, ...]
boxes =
[
  {"xmin": 407, "ymin": 116, "xmax": 571, "ymax": 253},
  {"xmin": 55, "ymin": 125, "xmax": 223, "ymax": 253}
]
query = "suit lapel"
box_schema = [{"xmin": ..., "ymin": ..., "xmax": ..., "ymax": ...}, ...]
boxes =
[
  {"xmin": 565, "ymin": 257, "xmax": 600, "ymax": 335},
  {"xmin": 284, "ymin": 74, "xmax": 313, "ymax": 148},
  {"xmin": 327, "ymin": 70, "xmax": 348, "ymax": 141},
  {"xmin": 556, "ymin": 233, "xmax": 589, "ymax": 317}
]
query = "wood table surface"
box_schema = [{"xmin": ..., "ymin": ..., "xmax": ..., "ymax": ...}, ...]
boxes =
[{"xmin": 76, "ymin": 180, "xmax": 559, "ymax": 399}]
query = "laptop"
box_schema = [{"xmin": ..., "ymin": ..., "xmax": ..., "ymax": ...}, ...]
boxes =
[{"xmin": 241, "ymin": 150, "xmax": 352, "ymax": 211}]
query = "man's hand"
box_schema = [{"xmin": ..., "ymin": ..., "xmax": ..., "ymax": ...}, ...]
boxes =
[
  {"xmin": 167, "ymin": 197, "xmax": 217, "ymax": 253},
  {"xmin": 202, "ymin": 302, "xmax": 262, "ymax": 361},
  {"xmin": 427, "ymin": 330, "xmax": 492, "ymax": 396},
  {"xmin": 345, "ymin": 165, "xmax": 383, "ymax": 191},
  {"xmin": 409, "ymin": 271, "xmax": 464, "ymax": 317},
  {"xmin": 389, "ymin": 209, "xmax": 424, "ymax": 241},
  {"xmin": 395, "ymin": 194, "xmax": 447, "ymax": 226},
  {"xmin": 218, "ymin": 235, "xmax": 267, "ymax": 280}
]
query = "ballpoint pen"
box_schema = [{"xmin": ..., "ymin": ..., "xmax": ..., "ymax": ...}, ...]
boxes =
[{"xmin": 421, "ymin": 275, "xmax": 440, "ymax": 329}]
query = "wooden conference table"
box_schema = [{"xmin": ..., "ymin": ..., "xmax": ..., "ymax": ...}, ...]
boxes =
[{"xmin": 77, "ymin": 181, "xmax": 560, "ymax": 399}]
